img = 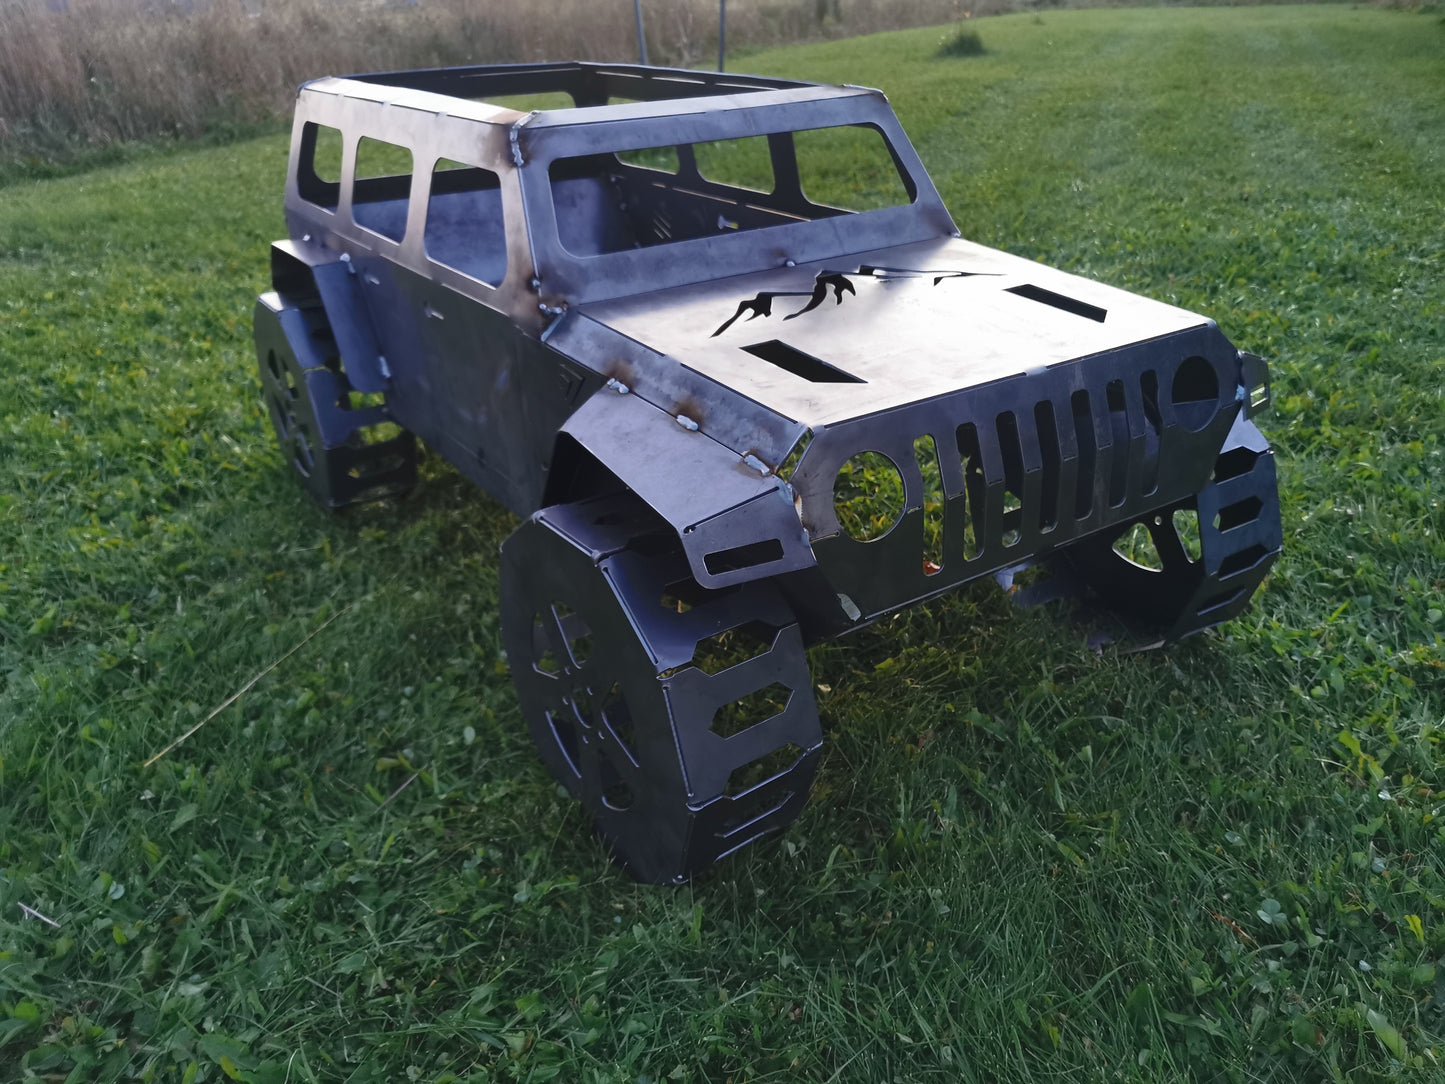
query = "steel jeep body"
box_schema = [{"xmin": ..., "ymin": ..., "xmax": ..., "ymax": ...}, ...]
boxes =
[{"xmin": 254, "ymin": 62, "xmax": 1282, "ymax": 882}]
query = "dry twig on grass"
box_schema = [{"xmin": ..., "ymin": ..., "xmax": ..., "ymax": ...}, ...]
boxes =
[
  {"xmin": 142, "ymin": 606, "xmax": 351, "ymax": 769},
  {"xmin": 17, "ymin": 902, "xmax": 62, "ymax": 928}
]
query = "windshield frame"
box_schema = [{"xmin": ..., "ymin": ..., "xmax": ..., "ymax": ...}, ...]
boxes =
[{"xmin": 517, "ymin": 90, "xmax": 955, "ymax": 306}]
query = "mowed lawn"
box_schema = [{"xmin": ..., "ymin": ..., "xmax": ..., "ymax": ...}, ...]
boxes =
[{"xmin": 2, "ymin": 5, "xmax": 1443, "ymax": 1081}]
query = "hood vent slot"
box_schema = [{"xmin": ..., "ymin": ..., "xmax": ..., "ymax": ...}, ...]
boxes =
[
  {"xmin": 1007, "ymin": 283, "xmax": 1107, "ymax": 323},
  {"xmin": 741, "ymin": 339, "xmax": 865, "ymax": 384}
]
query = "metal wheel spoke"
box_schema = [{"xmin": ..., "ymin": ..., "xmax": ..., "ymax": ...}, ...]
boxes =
[
  {"xmin": 542, "ymin": 607, "xmax": 574, "ymax": 674},
  {"xmin": 523, "ymin": 672, "xmax": 570, "ymax": 717},
  {"xmin": 1146, "ymin": 514, "xmax": 1190, "ymax": 570}
]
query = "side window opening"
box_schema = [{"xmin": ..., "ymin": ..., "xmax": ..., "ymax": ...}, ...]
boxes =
[
  {"xmin": 298, "ymin": 121, "xmax": 343, "ymax": 211},
  {"xmin": 551, "ymin": 153, "xmax": 644, "ymax": 257},
  {"xmin": 616, "ymin": 146, "xmax": 679, "ymax": 173},
  {"xmin": 548, "ymin": 125, "xmax": 913, "ymax": 258},
  {"xmin": 794, "ymin": 125, "xmax": 915, "ymax": 211},
  {"xmin": 352, "ymin": 136, "xmax": 413, "ymax": 242},
  {"xmin": 426, "ymin": 157, "xmax": 508, "ymax": 288},
  {"xmin": 691, "ymin": 134, "xmax": 774, "ymax": 195}
]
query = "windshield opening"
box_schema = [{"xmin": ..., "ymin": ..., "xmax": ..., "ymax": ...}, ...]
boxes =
[{"xmin": 549, "ymin": 124, "xmax": 915, "ymax": 258}]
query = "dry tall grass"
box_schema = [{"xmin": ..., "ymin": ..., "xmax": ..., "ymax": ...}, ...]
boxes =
[{"xmin": 0, "ymin": 0, "xmax": 994, "ymax": 160}]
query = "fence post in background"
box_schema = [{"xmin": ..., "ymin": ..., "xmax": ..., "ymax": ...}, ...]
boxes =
[
  {"xmin": 718, "ymin": 0, "xmax": 727, "ymax": 71},
  {"xmin": 634, "ymin": 0, "xmax": 649, "ymax": 65}
]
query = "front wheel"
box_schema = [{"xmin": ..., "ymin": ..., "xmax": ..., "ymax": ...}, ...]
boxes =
[
  {"xmin": 1063, "ymin": 414, "xmax": 1282, "ymax": 642},
  {"xmin": 499, "ymin": 494, "xmax": 823, "ymax": 883}
]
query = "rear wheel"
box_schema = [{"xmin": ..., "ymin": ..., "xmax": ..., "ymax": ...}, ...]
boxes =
[{"xmin": 254, "ymin": 295, "xmax": 416, "ymax": 510}]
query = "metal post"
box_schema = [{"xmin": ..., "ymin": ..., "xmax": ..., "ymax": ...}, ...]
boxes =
[
  {"xmin": 633, "ymin": 0, "xmax": 649, "ymax": 66},
  {"xmin": 718, "ymin": 0, "xmax": 727, "ymax": 72}
]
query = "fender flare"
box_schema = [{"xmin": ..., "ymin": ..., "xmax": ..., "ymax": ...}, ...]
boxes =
[
  {"xmin": 270, "ymin": 239, "xmax": 390, "ymax": 394},
  {"xmin": 546, "ymin": 387, "xmax": 816, "ymax": 590}
]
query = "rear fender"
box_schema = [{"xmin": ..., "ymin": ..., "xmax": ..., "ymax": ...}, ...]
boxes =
[
  {"xmin": 547, "ymin": 387, "xmax": 815, "ymax": 590},
  {"xmin": 254, "ymin": 292, "xmax": 389, "ymax": 450},
  {"xmin": 270, "ymin": 239, "xmax": 390, "ymax": 394}
]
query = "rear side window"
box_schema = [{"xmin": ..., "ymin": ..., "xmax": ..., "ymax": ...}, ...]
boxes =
[
  {"xmin": 352, "ymin": 136, "xmax": 413, "ymax": 242},
  {"xmin": 426, "ymin": 158, "xmax": 508, "ymax": 288},
  {"xmin": 297, "ymin": 122, "xmax": 343, "ymax": 211}
]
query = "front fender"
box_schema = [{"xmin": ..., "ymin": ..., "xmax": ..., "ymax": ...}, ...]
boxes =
[{"xmin": 549, "ymin": 386, "xmax": 815, "ymax": 589}]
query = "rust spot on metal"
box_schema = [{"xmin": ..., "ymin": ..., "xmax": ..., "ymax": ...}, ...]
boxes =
[
  {"xmin": 673, "ymin": 395, "xmax": 705, "ymax": 430},
  {"xmin": 603, "ymin": 358, "xmax": 636, "ymax": 388}
]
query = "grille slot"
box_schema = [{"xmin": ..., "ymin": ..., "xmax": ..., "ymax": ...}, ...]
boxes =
[
  {"xmin": 1105, "ymin": 379, "xmax": 1129, "ymax": 508},
  {"xmin": 913, "ymin": 435, "xmax": 946, "ymax": 573},
  {"xmin": 956, "ymin": 422, "xmax": 986, "ymax": 560},
  {"xmin": 1070, "ymin": 389, "xmax": 1096, "ymax": 520},
  {"xmin": 997, "ymin": 411, "xmax": 1025, "ymax": 548},
  {"xmin": 1139, "ymin": 369, "xmax": 1162, "ymax": 497},
  {"xmin": 1034, "ymin": 400, "xmax": 1061, "ymax": 533}
]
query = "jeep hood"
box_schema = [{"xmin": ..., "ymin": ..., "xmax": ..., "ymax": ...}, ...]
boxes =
[{"xmin": 575, "ymin": 236, "xmax": 1210, "ymax": 428}]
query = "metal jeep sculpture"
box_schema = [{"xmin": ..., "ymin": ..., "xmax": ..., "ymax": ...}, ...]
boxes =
[{"xmin": 254, "ymin": 62, "xmax": 1282, "ymax": 883}]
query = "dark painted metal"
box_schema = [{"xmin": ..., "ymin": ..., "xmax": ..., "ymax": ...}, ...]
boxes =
[
  {"xmin": 499, "ymin": 493, "xmax": 822, "ymax": 883},
  {"xmin": 253, "ymin": 61, "xmax": 1283, "ymax": 883},
  {"xmin": 254, "ymin": 288, "xmax": 415, "ymax": 510}
]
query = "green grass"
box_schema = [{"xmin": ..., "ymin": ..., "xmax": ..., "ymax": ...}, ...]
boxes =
[
  {"xmin": 936, "ymin": 23, "xmax": 987, "ymax": 58},
  {"xmin": 2, "ymin": 5, "xmax": 1444, "ymax": 1081}
]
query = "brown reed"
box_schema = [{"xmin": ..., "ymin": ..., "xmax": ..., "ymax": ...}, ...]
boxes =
[{"xmin": 0, "ymin": 0, "xmax": 989, "ymax": 162}]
